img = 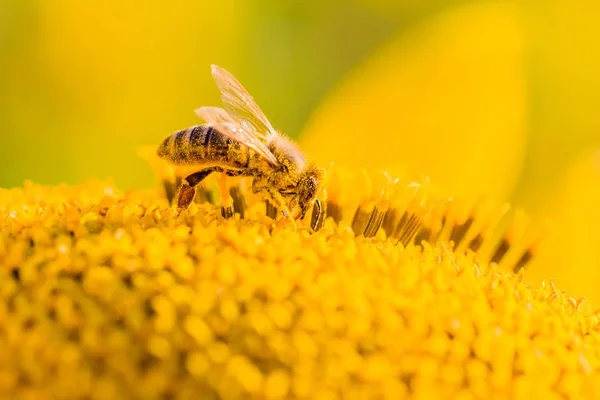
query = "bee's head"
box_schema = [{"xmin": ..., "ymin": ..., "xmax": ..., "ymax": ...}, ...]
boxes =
[{"xmin": 291, "ymin": 165, "xmax": 324, "ymax": 219}]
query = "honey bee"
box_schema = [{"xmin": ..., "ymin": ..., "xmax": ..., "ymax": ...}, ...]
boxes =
[{"xmin": 157, "ymin": 65, "xmax": 324, "ymax": 220}]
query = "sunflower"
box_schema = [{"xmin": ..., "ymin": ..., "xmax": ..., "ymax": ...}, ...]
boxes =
[
  {"xmin": 3, "ymin": 1, "xmax": 600, "ymax": 398},
  {"xmin": 1, "ymin": 170, "xmax": 599, "ymax": 399}
]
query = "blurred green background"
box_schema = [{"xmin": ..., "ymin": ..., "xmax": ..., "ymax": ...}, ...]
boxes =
[{"xmin": 2, "ymin": 1, "xmax": 600, "ymax": 299}]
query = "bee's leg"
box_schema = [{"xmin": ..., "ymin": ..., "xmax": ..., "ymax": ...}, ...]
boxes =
[
  {"xmin": 217, "ymin": 172, "xmax": 234, "ymax": 219},
  {"xmin": 280, "ymin": 205, "xmax": 297, "ymax": 228},
  {"xmin": 267, "ymin": 189, "xmax": 295, "ymax": 224},
  {"xmin": 251, "ymin": 177, "xmax": 268, "ymax": 194},
  {"xmin": 221, "ymin": 170, "xmax": 245, "ymax": 218},
  {"xmin": 176, "ymin": 169, "xmax": 215, "ymax": 210}
]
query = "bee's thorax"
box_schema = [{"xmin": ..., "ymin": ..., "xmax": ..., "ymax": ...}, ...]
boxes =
[{"xmin": 268, "ymin": 134, "xmax": 307, "ymax": 174}]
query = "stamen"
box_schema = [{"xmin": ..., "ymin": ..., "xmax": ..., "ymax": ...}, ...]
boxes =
[
  {"xmin": 407, "ymin": 216, "xmax": 423, "ymax": 245},
  {"xmin": 310, "ymin": 199, "xmax": 325, "ymax": 232},
  {"xmin": 468, "ymin": 233, "xmax": 484, "ymax": 252},
  {"xmin": 506, "ymin": 214, "xmax": 543, "ymax": 273},
  {"xmin": 266, "ymin": 201, "xmax": 278, "ymax": 219},
  {"xmin": 383, "ymin": 181, "xmax": 431, "ymax": 246},
  {"xmin": 144, "ymin": 161, "xmax": 539, "ymax": 273},
  {"xmin": 413, "ymin": 227, "xmax": 431, "ymax": 245},
  {"xmin": 391, "ymin": 211, "xmax": 409, "ymax": 240},
  {"xmin": 375, "ymin": 174, "xmax": 399, "ymax": 237},
  {"xmin": 513, "ymin": 248, "xmax": 533, "ymax": 273},
  {"xmin": 449, "ymin": 216, "xmax": 474, "ymax": 248},
  {"xmin": 381, "ymin": 208, "xmax": 399, "ymax": 237},
  {"xmin": 351, "ymin": 204, "xmax": 372, "ymax": 236},
  {"xmin": 464, "ymin": 202, "xmax": 511, "ymax": 258},
  {"xmin": 162, "ymin": 179, "xmax": 179, "ymax": 205},
  {"xmin": 220, "ymin": 205, "xmax": 234, "ymax": 219},
  {"xmin": 436, "ymin": 215, "xmax": 450, "ymax": 243},
  {"xmin": 229, "ymin": 187, "xmax": 245, "ymax": 219},
  {"xmin": 420, "ymin": 206, "xmax": 447, "ymax": 244},
  {"xmin": 490, "ymin": 237, "xmax": 510, "ymax": 264},
  {"xmin": 396, "ymin": 214, "xmax": 422, "ymax": 247},
  {"xmin": 326, "ymin": 201, "xmax": 343, "ymax": 223},
  {"xmin": 363, "ymin": 202, "xmax": 387, "ymax": 238}
]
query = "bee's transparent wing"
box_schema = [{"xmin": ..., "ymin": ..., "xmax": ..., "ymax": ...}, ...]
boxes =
[
  {"xmin": 195, "ymin": 106, "xmax": 278, "ymax": 165},
  {"xmin": 194, "ymin": 106, "xmax": 236, "ymax": 124},
  {"xmin": 208, "ymin": 121, "xmax": 279, "ymax": 166},
  {"xmin": 210, "ymin": 64, "xmax": 277, "ymax": 141}
]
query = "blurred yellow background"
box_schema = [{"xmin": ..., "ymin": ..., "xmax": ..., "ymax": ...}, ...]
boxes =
[
  {"xmin": 0, "ymin": 0, "xmax": 397, "ymax": 189},
  {"xmin": 2, "ymin": 1, "xmax": 600, "ymax": 302}
]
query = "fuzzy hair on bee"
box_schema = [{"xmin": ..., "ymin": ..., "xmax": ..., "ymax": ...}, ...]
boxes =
[{"xmin": 156, "ymin": 65, "xmax": 324, "ymax": 222}]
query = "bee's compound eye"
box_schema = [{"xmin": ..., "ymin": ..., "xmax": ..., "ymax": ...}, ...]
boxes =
[{"xmin": 303, "ymin": 176, "xmax": 318, "ymax": 193}]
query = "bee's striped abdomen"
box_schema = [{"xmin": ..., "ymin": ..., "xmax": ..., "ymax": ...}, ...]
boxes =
[{"xmin": 157, "ymin": 124, "xmax": 250, "ymax": 169}]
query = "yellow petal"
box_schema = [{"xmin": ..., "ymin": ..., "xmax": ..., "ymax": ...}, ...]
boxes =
[
  {"xmin": 512, "ymin": 0, "xmax": 600, "ymax": 210},
  {"xmin": 301, "ymin": 1, "xmax": 527, "ymax": 200},
  {"xmin": 530, "ymin": 149, "xmax": 600, "ymax": 305}
]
